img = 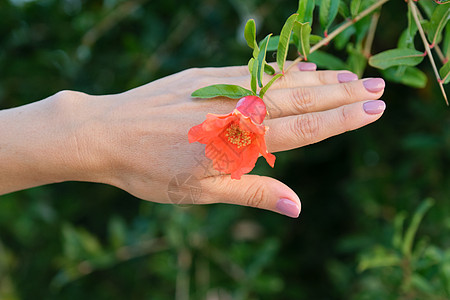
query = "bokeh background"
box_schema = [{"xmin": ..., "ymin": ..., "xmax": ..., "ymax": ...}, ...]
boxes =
[{"xmin": 1, "ymin": 0, "xmax": 450, "ymax": 299}]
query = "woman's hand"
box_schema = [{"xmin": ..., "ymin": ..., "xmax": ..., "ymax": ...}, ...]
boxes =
[{"xmin": 0, "ymin": 62, "xmax": 386, "ymax": 218}]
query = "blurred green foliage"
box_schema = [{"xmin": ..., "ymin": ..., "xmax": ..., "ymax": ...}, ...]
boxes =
[{"xmin": 0, "ymin": 0, "xmax": 450, "ymax": 299}]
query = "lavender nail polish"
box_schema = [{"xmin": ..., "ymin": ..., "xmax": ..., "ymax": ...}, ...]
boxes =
[
  {"xmin": 363, "ymin": 78, "xmax": 385, "ymax": 93},
  {"xmin": 276, "ymin": 198, "xmax": 300, "ymax": 218},
  {"xmin": 338, "ymin": 72, "xmax": 358, "ymax": 83},
  {"xmin": 363, "ymin": 100, "xmax": 386, "ymax": 114},
  {"xmin": 298, "ymin": 62, "xmax": 317, "ymax": 71}
]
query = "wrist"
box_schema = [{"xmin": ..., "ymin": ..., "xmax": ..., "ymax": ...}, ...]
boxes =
[
  {"xmin": 0, "ymin": 90, "xmax": 113, "ymax": 194},
  {"xmin": 48, "ymin": 90, "xmax": 117, "ymax": 186}
]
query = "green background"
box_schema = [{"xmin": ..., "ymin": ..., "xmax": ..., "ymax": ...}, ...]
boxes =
[{"xmin": 1, "ymin": 0, "xmax": 449, "ymax": 299}]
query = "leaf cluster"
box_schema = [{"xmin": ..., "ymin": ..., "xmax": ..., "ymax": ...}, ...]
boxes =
[{"xmin": 193, "ymin": 0, "xmax": 450, "ymax": 104}]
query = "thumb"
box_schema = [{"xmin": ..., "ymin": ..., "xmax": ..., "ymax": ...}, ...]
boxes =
[{"xmin": 199, "ymin": 175, "xmax": 301, "ymax": 218}]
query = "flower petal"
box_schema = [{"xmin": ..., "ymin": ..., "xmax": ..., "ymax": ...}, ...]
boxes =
[
  {"xmin": 188, "ymin": 97, "xmax": 276, "ymax": 179},
  {"xmin": 203, "ymin": 113, "xmax": 234, "ymax": 131},
  {"xmin": 188, "ymin": 113, "xmax": 235, "ymax": 144},
  {"xmin": 230, "ymin": 144, "xmax": 260, "ymax": 179},
  {"xmin": 255, "ymin": 132, "xmax": 276, "ymax": 167}
]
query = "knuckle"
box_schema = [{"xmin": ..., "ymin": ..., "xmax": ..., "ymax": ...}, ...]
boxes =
[
  {"xmin": 338, "ymin": 105, "xmax": 354, "ymax": 131},
  {"xmin": 51, "ymin": 90, "xmax": 88, "ymax": 113},
  {"xmin": 317, "ymin": 71, "xmax": 330, "ymax": 85},
  {"xmin": 180, "ymin": 68, "xmax": 196, "ymax": 79},
  {"xmin": 291, "ymin": 87, "xmax": 316, "ymax": 113},
  {"xmin": 340, "ymin": 82, "xmax": 358, "ymax": 99},
  {"xmin": 276, "ymin": 74, "xmax": 292, "ymax": 88},
  {"xmin": 53, "ymin": 90, "xmax": 80, "ymax": 101},
  {"xmin": 292, "ymin": 114, "xmax": 321, "ymax": 142},
  {"xmin": 186, "ymin": 67, "xmax": 204, "ymax": 76},
  {"xmin": 185, "ymin": 67, "xmax": 212, "ymax": 81},
  {"xmin": 244, "ymin": 181, "xmax": 266, "ymax": 208},
  {"xmin": 192, "ymin": 76, "xmax": 213, "ymax": 91},
  {"xmin": 263, "ymin": 95, "xmax": 282, "ymax": 119}
]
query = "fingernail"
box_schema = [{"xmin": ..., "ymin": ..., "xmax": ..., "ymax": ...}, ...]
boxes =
[
  {"xmin": 276, "ymin": 198, "xmax": 300, "ymax": 218},
  {"xmin": 298, "ymin": 62, "xmax": 317, "ymax": 71},
  {"xmin": 363, "ymin": 100, "xmax": 386, "ymax": 114},
  {"xmin": 338, "ymin": 72, "xmax": 358, "ymax": 83},
  {"xmin": 363, "ymin": 78, "xmax": 385, "ymax": 93}
]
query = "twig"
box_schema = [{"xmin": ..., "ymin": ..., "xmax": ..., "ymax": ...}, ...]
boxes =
[
  {"xmin": 143, "ymin": 13, "xmax": 196, "ymax": 74},
  {"xmin": 409, "ymin": 0, "xmax": 448, "ymax": 106},
  {"xmin": 414, "ymin": 7, "xmax": 448, "ymax": 64},
  {"xmin": 435, "ymin": 45, "xmax": 447, "ymax": 64},
  {"xmin": 81, "ymin": 0, "xmax": 147, "ymax": 48},
  {"xmin": 363, "ymin": 12, "xmax": 380, "ymax": 58},
  {"xmin": 285, "ymin": 0, "xmax": 390, "ymax": 72}
]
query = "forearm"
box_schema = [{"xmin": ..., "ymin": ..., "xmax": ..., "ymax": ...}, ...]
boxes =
[{"xmin": 0, "ymin": 91, "xmax": 106, "ymax": 195}]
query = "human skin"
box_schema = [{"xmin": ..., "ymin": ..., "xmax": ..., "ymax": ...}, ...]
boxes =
[{"xmin": 0, "ymin": 62, "xmax": 386, "ymax": 217}]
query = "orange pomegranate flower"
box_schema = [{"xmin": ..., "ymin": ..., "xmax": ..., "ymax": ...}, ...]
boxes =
[{"xmin": 188, "ymin": 96, "xmax": 275, "ymax": 179}]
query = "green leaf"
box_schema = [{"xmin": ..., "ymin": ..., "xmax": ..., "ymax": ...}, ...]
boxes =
[
  {"xmin": 259, "ymin": 74, "xmax": 283, "ymax": 99},
  {"xmin": 392, "ymin": 212, "xmax": 407, "ymax": 250},
  {"xmin": 309, "ymin": 34, "xmax": 323, "ymax": 44},
  {"xmin": 293, "ymin": 21, "xmax": 311, "ymax": 60},
  {"xmin": 248, "ymin": 57, "xmax": 255, "ymax": 74},
  {"xmin": 443, "ymin": 23, "xmax": 450, "ymax": 58},
  {"xmin": 319, "ymin": 0, "xmax": 340, "ymax": 32},
  {"xmin": 411, "ymin": 274, "xmax": 435, "ymax": 294},
  {"xmin": 266, "ymin": 35, "xmax": 280, "ymax": 51},
  {"xmin": 264, "ymin": 63, "xmax": 276, "ymax": 75},
  {"xmin": 406, "ymin": 5, "xmax": 418, "ymax": 48},
  {"xmin": 426, "ymin": 3, "xmax": 450, "ymax": 45},
  {"xmin": 277, "ymin": 14, "xmax": 298, "ymax": 72},
  {"xmin": 250, "ymin": 58, "xmax": 258, "ymax": 94},
  {"xmin": 354, "ymin": 15, "xmax": 372, "ymax": 44},
  {"xmin": 418, "ymin": 0, "xmax": 435, "ymax": 18},
  {"xmin": 402, "ymin": 198, "xmax": 434, "ymax": 257},
  {"xmin": 191, "ymin": 84, "xmax": 254, "ymax": 99},
  {"xmin": 338, "ymin": 0, "xmax": 350, "ymax": 18},
  {"xmin": 382, "ymin": 66, "xmax": 428, "ymax": 88},
  {"xmin": 297, "ymin": 0, "xmax": 315, "ymax": 24},
  {"xmin": 350, "ymin": 0, "xmax": 361, "ymax": 18},
  {"xmin": 347, "ymin": 44, "xmax": 367, "ymax": 77},
  {"xmin": 308, "ymin": 50, "xmax": 346, "ymax": 69},
  {"xmin": 358, "ymin": 246, "xmax": 402, "ymax": 272},
  {"xmin": 244, "ymin": 19, "xmax": 257, "ymax": 49},
  {"xmin": 369, "ymin": 48, "xmax": 425, "ymax": 70},
  {"xmin": 398, "ymin": 21, "xmax": 418, "ymax": 50},
  {"xmin": 440, "ymin": 61, "xmax": 450, "ymax": 84},
  {"xmin": 397, "ymin": 30, "xmax": 410, "ymax": 49},
  {"xmin": 335, "ymin": 25, "xmax": 356, "ymax": 50},
  {"xmin": 257, "ymin": 34, "xmax": 272, "ymax": 88}
]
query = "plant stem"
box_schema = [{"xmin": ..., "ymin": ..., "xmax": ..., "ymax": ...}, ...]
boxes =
[
  {"xmin": 409, "ymin": 0, "xmax": 449, "ymax": 106},
  {"xmin": 285, "ymin": 0, "xmax": 390, "ymax": 72},
  {"xmin": 363, "ymin": 12, "xmax": 381, "ymax": 58},
  {"xmin": 81, "ymin": 0, "xmax": 147, "ymax": 48},
  {"xmin": 414, "ymin": 7, "xmax": 448, "ymax": 64},
  {"xmin": 434, "ymin": 44, "xmax": 447, "ymax": 64}
]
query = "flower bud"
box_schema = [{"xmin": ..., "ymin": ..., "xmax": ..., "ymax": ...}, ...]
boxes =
[{"xmin": 235, "ymin": 96, "xmax": 267, "ymax": 124}]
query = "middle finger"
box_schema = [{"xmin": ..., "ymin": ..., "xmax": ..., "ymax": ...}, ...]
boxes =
[{"xmin": 263, "ymin": 78, "xmax": 386, "ymax": 118}]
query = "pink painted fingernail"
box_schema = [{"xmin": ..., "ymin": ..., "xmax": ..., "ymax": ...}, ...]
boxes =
[
  {"xmin": 338, "ymin": 72, "xmax": 358, "ymax": 83},
  {"xmin": 363, "ymin": 100, "xmax": 386, "ymax": 114},
  {"xmin": 276, "ymin": 198, "xmax": 300, "ymax": 218},
  {"xmin": 363, "ymin": 78, "xmax": 385, "ymax": 93},
  {"xmin": 298, "ymin": 62, "xmax": 317, "ymax": 71}
]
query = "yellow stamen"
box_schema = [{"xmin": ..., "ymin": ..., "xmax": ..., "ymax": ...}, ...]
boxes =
[{"xmin": 225, "ymin": 124, "xmax": 252, "ymax": 148}]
